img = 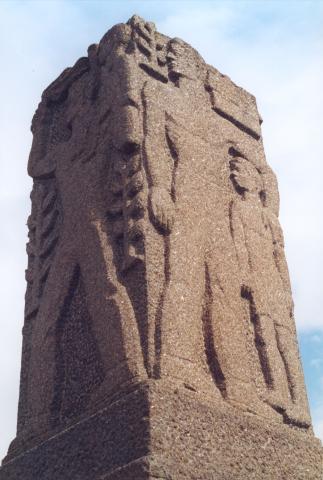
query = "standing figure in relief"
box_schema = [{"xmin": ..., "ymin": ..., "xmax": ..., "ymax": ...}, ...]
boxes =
[
  {"xmin": 24, "ymin": 35, "xmax": 147, "ymax": 443},
  {"xmin": 142, "ymin": 38, "xmax": 209, "ymax": 391},
  {"xmin": 229, "ymin": 155, "xmax": 311, "ymax": 427},
  {"xmin": 143, "ymin": 37, "xmax": 275, "ymax": 418}
]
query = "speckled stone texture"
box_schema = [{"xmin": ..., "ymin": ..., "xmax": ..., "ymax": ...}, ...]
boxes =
[
  {"xmin": 1, "ymin": 14, "xmax": 322, "ymax": 479},
  {"xmin": 1, "ymin": 382, "xmax": 322, "ymax": 479}
]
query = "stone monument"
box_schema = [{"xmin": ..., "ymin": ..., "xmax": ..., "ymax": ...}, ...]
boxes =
[{"xmin": 1, "ymin": 15, "xmax": 322, "ymax": 479}]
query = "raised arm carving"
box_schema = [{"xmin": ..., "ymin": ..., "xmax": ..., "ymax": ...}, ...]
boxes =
[{"xmin": 142, "ymin": 81, "xmax": 175, "ymax": 233}]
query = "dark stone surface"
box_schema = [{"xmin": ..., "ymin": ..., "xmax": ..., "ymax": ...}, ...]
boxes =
[
  {"xmin": 1, "ymin": 382, "xmax": 322, "ymax": 479},
  {"xmin": 1, "ymin": 385, "xmax": 150, "ymax": 480}
]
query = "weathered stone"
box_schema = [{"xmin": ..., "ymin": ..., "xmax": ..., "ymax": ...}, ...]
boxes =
[{"xmin": 1, "ymin": 14, "xmax": 322, "ymax": 479}]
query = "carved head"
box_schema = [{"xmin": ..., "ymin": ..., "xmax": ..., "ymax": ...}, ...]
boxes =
[
  {"xmin": 260, "ymin": 165, "xmax": 280, "ymax": 215},
  {"xmin": 98, "ymin": 23, "xmax": 132, "ymax": 66},
  {"xmin": 28, "ymin": 101, "xmax": 57, "ymax": 179},
  {"xmin": 167, "ymin": 38, "xmax": 204, "ymax": 82},
  {"xmin": 230, "ymin": 157, "xmax": 262, "ymax": 195}
]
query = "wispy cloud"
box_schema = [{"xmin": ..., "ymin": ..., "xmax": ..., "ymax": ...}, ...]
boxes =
[
  {"xmin": 312, "ymin": 399, "xmax": 323, "ymax": 441},
  {"xmin": 310, "ymin": 358, "xmax": 323, "ymax": 369}
]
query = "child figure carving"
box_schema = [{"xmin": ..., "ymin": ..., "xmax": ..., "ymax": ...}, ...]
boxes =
[{"xmin": 229, "ymin": 155, "xmax": 311, "ymax": 427}]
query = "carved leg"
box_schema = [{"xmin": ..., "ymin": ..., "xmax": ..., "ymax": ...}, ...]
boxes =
[
  {"xmin": 26, "ymin": 240, "xmax": 77, "ymax": 440},
  {"xmin": 157, "ymin": 226, "xmax": 218, "ymax": 395},
  {"xmin": 251, "ymin": 289, "xmax": 291, "ymax": 411},
  {"xmin": 274, "ymin": 323, "xmax": 311, "ymax": 427},
  {"xmin": 207, "ymin": 264, "xmax": 275, "ymax": 418},
  {"xmin": 83, "ymin": 219, "xmax": 147, "ymax": 393}
]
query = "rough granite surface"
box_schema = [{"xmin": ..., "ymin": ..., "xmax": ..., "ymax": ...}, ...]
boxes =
[{"xmin": 1, "ymin": 14, "xmax": 322, "ymax": 480}]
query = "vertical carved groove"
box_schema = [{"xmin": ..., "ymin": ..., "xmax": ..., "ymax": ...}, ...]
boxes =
[
  {"xmin": 241, "ymin": 287, "xmax": 274, "ymax": 389},
  {"xmin": 153, "ymin": 236, "xmax": 171, "ymax": 379},
  {"xmin": 51, "ymin": 265, "xmax": 105, "ymax": 427},
  {"xmin": 165, "ymin": 124, "xmax": 179, "ymax": 202},
  {"xmin": 274, "ymin": 326, "xmax": 295, "ymax": 402},
  {"xmin": 202, "ymin": 263, "xmax": 226, "ymax": 396}
]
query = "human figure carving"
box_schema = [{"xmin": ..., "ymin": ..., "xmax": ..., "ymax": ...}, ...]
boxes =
[
  {"xmin": 22, "ymin": 45, "xmax": 147, "ymax": 443},
  {"xmin": 229, "ymin": 155, "xmax": 311, "ymax": 426},
  {"xmin": 142, "ymin": 38, "xmax": 213, "ymax": 392},
  {"xmin": 142, "ymin": 38, "xmax": 277, "ymax": 418},
  {"xmin": 3, "ymin": 16, "xmax": 322, "ymax": 480}
]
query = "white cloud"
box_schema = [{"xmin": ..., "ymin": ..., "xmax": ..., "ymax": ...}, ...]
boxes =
[
  {"xmin": 311, "ymin": 335, "xmax": 322, "ymax": 344},
  {"xmin": 312, "ymin": 398, "xmax": 323, "ymax": 444},
  {"xmin": 310, "ymin": 358, "xmax": 323, "ymax": 369},
  {"xmin": 314, "ymin": 419, "xmax": 323, "ymax": 442}
]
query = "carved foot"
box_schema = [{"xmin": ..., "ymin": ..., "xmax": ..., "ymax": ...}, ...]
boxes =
[
  {"xmin": 284, "ymin": 404, "xmax": 312, "ymax": 428},
  {"xmin": 263, "ymin": 390, "xmax": 289, "ymax": 412},
  {"xmin": 227, "ymin": 388, "xmax": 280, "ymax": 420},
  {"xmin": 158, "ymin": 354, "xmax": 223, "ymax": 400},
  {"xmin": 224, "ymin": 380, "xmax": 283, "ymax": 420}
]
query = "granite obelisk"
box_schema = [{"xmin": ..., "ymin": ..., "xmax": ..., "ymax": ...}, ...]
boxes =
[{"xmin": 1, "ymin": 15, "xmax": 322, "ymax": 480}]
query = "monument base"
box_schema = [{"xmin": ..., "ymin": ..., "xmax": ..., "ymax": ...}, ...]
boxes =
[{"xmin": 1, "ymin": 380, "xmax": 322, "ymax": 479}]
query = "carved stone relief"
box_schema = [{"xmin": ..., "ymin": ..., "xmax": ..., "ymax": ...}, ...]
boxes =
[
  {"xmin": 229, "ymin": 153, "xmax": 311, "ymax": 426},
  {"xmin": 11, "ymin": 14, "xmax": 312, "ymax": 460}
]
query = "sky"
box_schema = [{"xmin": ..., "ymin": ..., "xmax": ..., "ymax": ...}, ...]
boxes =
[{"xmin": 0, "ymin": 0, "xmax": 322, "ymax": 460}]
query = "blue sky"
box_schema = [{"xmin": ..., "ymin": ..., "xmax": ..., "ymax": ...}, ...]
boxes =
[{"xmin": 0, "ymin": 0, "xmax": 322, "ymax": 459}]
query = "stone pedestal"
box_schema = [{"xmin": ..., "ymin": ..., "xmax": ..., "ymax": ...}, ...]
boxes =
[{"xmin": 1, "ymin": 381, "xmax": 322, "ymax": 479}]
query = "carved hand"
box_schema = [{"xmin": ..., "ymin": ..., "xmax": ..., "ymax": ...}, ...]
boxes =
[{"xmin": 149, "ymin": 186, "xmax": 175, "ymax": 234}]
